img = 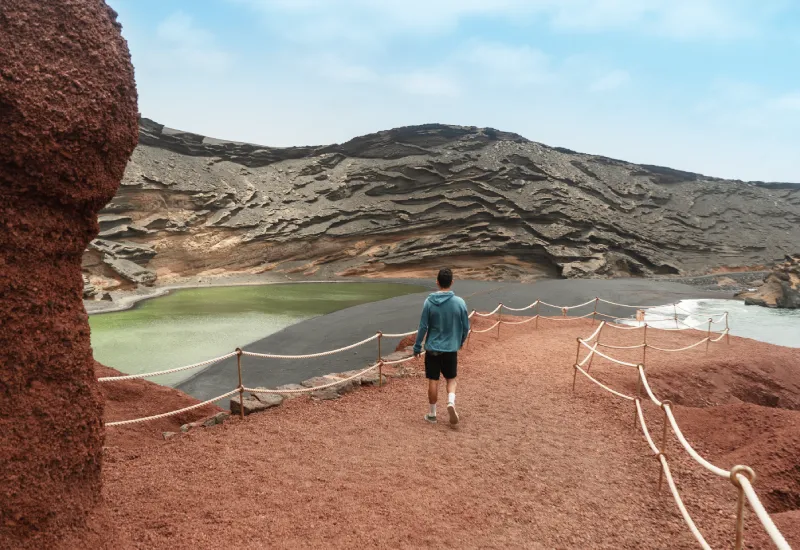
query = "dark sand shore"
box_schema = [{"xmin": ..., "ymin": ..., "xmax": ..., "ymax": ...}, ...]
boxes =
[{"xmin": 177, "ymin": 278, "xmax": 731, "ymax": 400}]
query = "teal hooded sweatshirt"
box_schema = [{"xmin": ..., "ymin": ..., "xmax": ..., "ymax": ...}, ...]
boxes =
[{"xmin": 413, "ymin": 291, "xmax": 471, "ymax": 354}]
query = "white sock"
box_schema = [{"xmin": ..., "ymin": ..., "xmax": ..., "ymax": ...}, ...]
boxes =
[
  {"xmin": 448, "ymin": 393, "xmax": 455, "ymax": 406},
  {"xmin": 429, "ymin": 404, "xmax": 436, "ymax": 416}
]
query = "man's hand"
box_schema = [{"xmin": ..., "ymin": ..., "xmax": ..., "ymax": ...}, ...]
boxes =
[{"xmin": 414, "ymin": 351, "xmax": 421, "ymax": 359}]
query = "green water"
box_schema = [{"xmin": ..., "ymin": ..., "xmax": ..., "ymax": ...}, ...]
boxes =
[{"xmin": 89, "ymin": 282, "xmax": 425, "ymax": 386}]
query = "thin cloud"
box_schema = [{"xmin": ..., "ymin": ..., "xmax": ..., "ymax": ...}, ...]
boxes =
[
  {"xmin": 589, "ymin": 70, "xmax": 630, "ymax": 92},
  {"xmin": 463, "ymin": 42, "xmax": 554, "ymax": 85},
  {"xmin": 155, "ymin": 12, "xmax": 230, "ymax": 72},
  {"xmin": 233, "ymin": 0, "xmax": 784, "ymax": 41},
  {"xmin": 390, "ymin": 71, "xmax": 461, "ymax": 97}
]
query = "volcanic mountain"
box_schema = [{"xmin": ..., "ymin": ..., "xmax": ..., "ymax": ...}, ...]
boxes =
[{"xmin": 82, "ymin": 118, "xmax": 800, "ymax": 294}]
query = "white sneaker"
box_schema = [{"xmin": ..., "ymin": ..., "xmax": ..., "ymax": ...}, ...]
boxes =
[
  {"xmin": 447, "ymin": 403, "xmax": 459, "ymax": 425},
  {"xmin": 424, "ymin": 413, "xmax": 437, "ymax": 424}
]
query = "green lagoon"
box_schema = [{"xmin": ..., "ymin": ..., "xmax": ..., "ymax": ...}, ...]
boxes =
[{"xmin": 89, "ymin": 282, "xmax": 426, "ymax": 386}]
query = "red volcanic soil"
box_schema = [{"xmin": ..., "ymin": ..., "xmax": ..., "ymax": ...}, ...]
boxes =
[
  {"xmin": 96, "ymin": 363, "xmax": 222, "ymax": 451},
  {"xmin": 52, "ymin": 319, "xmax": 800, "ymax": 548}
]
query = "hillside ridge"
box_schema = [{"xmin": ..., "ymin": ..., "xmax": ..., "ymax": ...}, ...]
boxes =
[{"xmin": 81, "ymin": 118, "xmax": 800, "ymax": 296}]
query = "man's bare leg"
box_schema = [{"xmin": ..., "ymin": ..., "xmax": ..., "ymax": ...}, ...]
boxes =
[
  {"xmin": 424, "ymin": 378, "xmax": 439, "ymax": 423},
  {"xmin": 446, "ymin": 378, "xmax": 459, "ymax": 425},
  {"xmin": 428, "ymin": 378, "xmax": 439, "ymax": 406}
]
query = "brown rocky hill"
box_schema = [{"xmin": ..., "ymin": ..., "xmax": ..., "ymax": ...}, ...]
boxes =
[{"xmin": 82, "ymin": 118, "xmax": 800, "ymax": 293}]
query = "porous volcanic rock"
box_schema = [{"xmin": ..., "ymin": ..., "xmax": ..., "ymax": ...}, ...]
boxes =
[
  {"xmin": 0, "ymin": 1, "xmax": 138, "ymax": 547},
  {"xmin": 738, "ymin": 255, "xmax": 800, "ymax": 308},
  {"xmin": 83, "ymin": 120, "xmax": 800, "ymax": 288}
]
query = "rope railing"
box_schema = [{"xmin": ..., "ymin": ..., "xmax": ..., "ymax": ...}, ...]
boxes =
[
  {"xmin": 106, "ymin": 389, "xmax": 240, "ymax": 427},
  {"xmin": 573, "ymin": 320, "xmax": 791, "ymax": 550},
  {"xmin": 582, "ymin": 322, "xmax": 606, "ymax": 343},
  {"xmin": 474, "ymin": 304, "xmax": 503, "ymax": 317},
  {"xmin": 97, "ymin": 352, "xmax": 237, "ymax": 382},
  {"xmin": 99, "ymin": 295, "xmax": 729, "ymax": 431},
  {"xmin": 578, "ymin": 339, "xmax": 640, "ymax": 367},
  {"xmin": 738, "ymin": 475, "xmax": 793, "ymax": 550},
  {"xmin": 244, "ymin": 362, "xmax": 381, "ymax": 394},
  {"xmin": 635, "ymin": 399, "xmax": 661, "ymax": 455},
  {"xmin": 502, "ymin": 302, "xmax": 538, "ymax": 312},
  {"xmin": 598, "ymin": 342, "xmax": 646, "ymax": 350},
  {"xmin": 471, "ymin": 321, "xmax": 501, "ymax": 333},
  {"xmin": 538, "ymin": 298, "xmax": 597, "ymax": 310},
  {"xmin": 659, "ymin": 454, "xmax": 714, "ymax": 550},
  {"xmin": 637, "ymin": 366, "xmax": 663, "ymax": 408},
  {"xmin": 97, "ymin": 289, "xmax": 788, "ymax": 548},
  {"xmin": 573, "ymin": 365, "xmax": 635, "ymax": 401},
  {"xmin": 539, "ymin": 312, "xmax": 596, "ymax": 321},
  {"xmin": 663, "ymin": 405, "xmax": 728, "ymax": 478},
  {"xmin": 381, "ymin": 329, "xmax": 418, "ymax": 338},
  {"xmin": 646, "ymin": 337, "xmax": 713, "ymax": 353},
  {"xmin": 242, "ymin": 334, "xmax": 379, "ymax": 360}
]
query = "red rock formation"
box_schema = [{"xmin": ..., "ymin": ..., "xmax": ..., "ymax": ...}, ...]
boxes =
[{"xmin": 0, "ymin": 1, "xmax": 138, "ymax": 546}]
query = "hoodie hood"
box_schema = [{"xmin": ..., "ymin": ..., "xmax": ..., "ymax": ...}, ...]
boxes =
[{"xmin": 428, "ymin": 291, "xmax": 454, "ymax": 305}]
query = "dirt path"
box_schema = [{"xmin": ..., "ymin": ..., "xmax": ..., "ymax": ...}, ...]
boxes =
[{"xmin": 97, "ymin": 320, "xmax": 793, "ymax": 549}]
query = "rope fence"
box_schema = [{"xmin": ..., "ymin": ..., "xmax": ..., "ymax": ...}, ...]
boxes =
[
  {"xmin": 98, "ymin": 352, "xmax": 237, "ymax": 382},
  {"xmin": 97, "ymin": 290, "xmax": 791, "ymax": 548},
  {"xmin": 100, "ymin": 295, "xmax": 731, "ymax": 426},
  {"xmin": 571, "ymin": 317, "xmax": 791, "ymax": 550}
]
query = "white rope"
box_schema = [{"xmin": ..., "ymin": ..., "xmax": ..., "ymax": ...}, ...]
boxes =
[
  {"xmin": 539, "ymin": 312, "xmax": 596, "ymax": 321},
  {"xmin": 242, "ymin": 334, "xmax": 379, "ymax": 360},
  {"xmin": 382, "ymin": 330, "xmax": 418, "ymax": 338},
  {"xmin": 503, "ymin": 301, "xmax": 538, "ymax": 312},
  {"xmin": 106, "ymin": 389, "xmax": 239, "ymax": 426},
  {"xmin": 603, "ymin": 321, "xmax": 645, "ymax": 330},
  {"xmin": 599, "ymin": 298, "xmax": 674, "ymax": 309},
  {"xmin": 598, "ymin": 342, "xmax": 646, "ymax": 350},
  {"xmin": 578, "ymin": 343, "xmax": 598, "ymax": 367},
  {"xmin": 474, "ymin": 304, "xmax": 503, "ymax": 317},
  {"xmin": 647, "ymin": 338, "xmax": 709, "ymax": 353},
  {"xmin": 594, "ymin": 311, "xmax": 626, "ymax": 320},
  {"xmin": 382, "ymin": 353, "xmax": 421, "ymax": 366},
  {"xmin": 663, "ymin": 405, "xmax": 730, "ymax": 478},
  {"xmin": 538, "ymin": 298, "xmax": 597, "ymax": 310},
  {"xmin": 471, "ymin": 321, "xmax": 501, "ymax": 333},
  {"xmin": 245, "ymin": 363, "xmax": 380, "ymax": 394},
  {"xmin": 574, "ymin": 365, "xmax": 635, "ymax": 401},
  {"xmin": 98, "ymin": 352, "xmax": 237, "ymax": 382},
  {"xmin": 579, "ymin": 339, "xmax": 639, "ymax": 367},
  {"xmin": 635, "ymin": 399, "xmax": 661, "ymax": 455},
  {"xmin": 637, "ymin": 366, "xmax": 663, "ymax": 408},
  {"xmin": 582, "ymin": 322, "xmax": 606, "ymax": 343},
  {"xmin": 659, "ymin": 455, "xmax": 713, "ymax": 550},
  {"xmin": 711, "ymin": 330, "xmax": 729, "ymax": 343},
  {"xmin": 500, "ymin": 316, "xmax": 538, "ymax": 325},
  {"xmin": 738, "ymin": 475, "xmax": 793, "ymax": 550}
]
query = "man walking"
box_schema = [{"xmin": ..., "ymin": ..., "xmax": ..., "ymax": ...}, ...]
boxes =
[{"xmin": 413, "ymin": 268, "xmax": 470, "ymax": 425}]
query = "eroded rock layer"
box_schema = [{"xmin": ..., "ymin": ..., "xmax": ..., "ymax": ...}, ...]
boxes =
[
  {"xmin": 84, "ymin": 119, "xmax": 800, "ymax": 291},
  {"xmin": 0, "ymin": 1, "xmax": 138, "ymax": 546},
  {"xmin": 738, "ymin": 255, "xmax": 800, "ymax": 308}
]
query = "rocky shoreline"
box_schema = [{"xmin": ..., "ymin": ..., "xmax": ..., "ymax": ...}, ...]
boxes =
[{"xmin": 736, "ymin": 255, "xmax": 800, "ymax": 308}]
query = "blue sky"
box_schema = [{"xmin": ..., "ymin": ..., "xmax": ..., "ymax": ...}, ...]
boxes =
[{"xmin": 110, "ymin": 0, "xmax": 799, "ymax": 182}]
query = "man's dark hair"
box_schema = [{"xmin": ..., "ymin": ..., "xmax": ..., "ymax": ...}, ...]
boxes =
[{"xmin": 437, "ymin": 267, "xmax": 453, "ymax": 289}]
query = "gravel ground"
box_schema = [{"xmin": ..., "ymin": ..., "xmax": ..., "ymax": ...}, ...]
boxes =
[{"xmin": 80, "ymin": 318, "xmax": 798, "ymax": 549}]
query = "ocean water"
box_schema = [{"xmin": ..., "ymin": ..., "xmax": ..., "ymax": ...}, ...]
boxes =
[
  {"xmin": 616, "ymin": 299, "xmax": 799, "ymax": 348},
  {"xmin": 89, "ymin": 282, "xmax": 426, "ymax": 386}
]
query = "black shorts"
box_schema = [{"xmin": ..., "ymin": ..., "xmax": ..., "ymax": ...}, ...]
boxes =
[{"xmin": 425, "ymin": 351, "xmax": 457, "ymax": 380}]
